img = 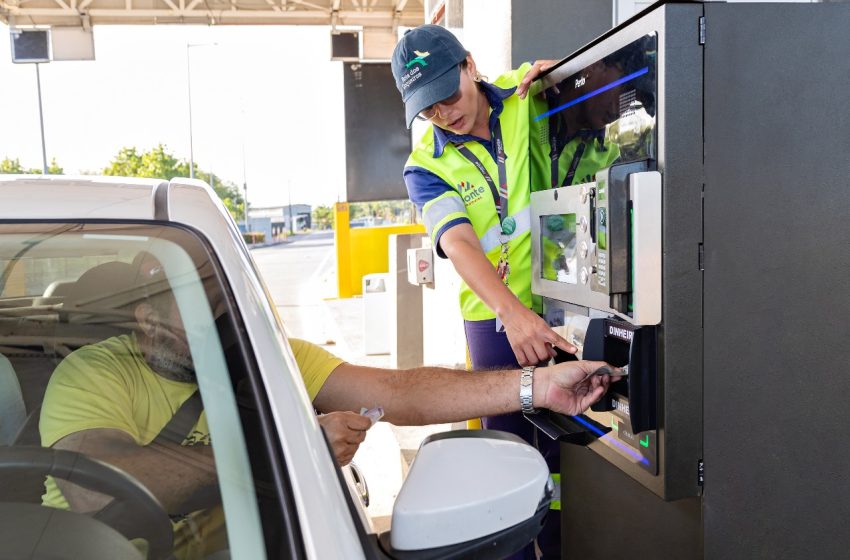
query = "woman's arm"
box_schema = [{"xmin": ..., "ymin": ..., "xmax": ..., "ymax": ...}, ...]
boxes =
[{"xmin": 440, "ymin": 223, "xmax": 575, "ymax": 365}]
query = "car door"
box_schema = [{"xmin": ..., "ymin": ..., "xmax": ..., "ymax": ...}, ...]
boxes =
[{"xmin": 0, "ymin": 221, "xmax": 368, "ymax": 560}]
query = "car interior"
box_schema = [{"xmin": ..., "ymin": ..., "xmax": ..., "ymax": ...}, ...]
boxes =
[{"xmin": 0, "ymin": 223, "xmax": 293, "ymax": 560}]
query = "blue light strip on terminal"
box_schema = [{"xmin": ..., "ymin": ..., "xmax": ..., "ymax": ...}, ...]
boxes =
[
  {"xmin": 533, "ymin": 66, "xmax": 650, "ymax": 122},
  {"xmin": 571, "ymin": 414, "xmax": 650, "ymax": 466}
]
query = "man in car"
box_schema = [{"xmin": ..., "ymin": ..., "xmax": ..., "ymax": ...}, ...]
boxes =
[{"xmin": 40, "ymin": 254, "xmax": 618, "ymax": 558}]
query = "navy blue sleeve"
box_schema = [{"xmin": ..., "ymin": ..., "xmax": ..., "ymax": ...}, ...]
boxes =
[
  {"xmin": 403, "ymin": 165, "xmax": 471, "ymax": 258},
  {"xmin": 403, "ymin": 165, "xmax": 454, "ymax": 212}
]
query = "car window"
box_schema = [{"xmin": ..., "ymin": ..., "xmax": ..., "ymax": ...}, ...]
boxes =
[{"xmin": 0, "ymin": 222, "xmax": 293, "ymax": 560}]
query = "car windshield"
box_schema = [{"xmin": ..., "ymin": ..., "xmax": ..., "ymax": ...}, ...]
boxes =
[{"xmin": 0, "ymin": 222, "xmax": 277, "ymax": 560}]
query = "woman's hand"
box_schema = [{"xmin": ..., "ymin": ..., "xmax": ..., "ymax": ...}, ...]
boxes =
[
  {"xmin": 318, "ymin": 411, "xmax": 372, "ymax": 466},
  {"xmin": 499, "ymin": 301, "xmax": 577, "ymax": 366},
  {"xmin": 517, "ymin": 59, "xmax": 559, "ymax": 99}
]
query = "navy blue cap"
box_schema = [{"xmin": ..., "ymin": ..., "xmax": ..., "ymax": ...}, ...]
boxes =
[{"xmin": 391, "ymin": 25, "xmax": 468, "ymax": 128}]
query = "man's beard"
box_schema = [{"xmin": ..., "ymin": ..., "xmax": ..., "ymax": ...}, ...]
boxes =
[{"xmin": 149, "ymin": 327, "xmax": 196, "ymax": 382}]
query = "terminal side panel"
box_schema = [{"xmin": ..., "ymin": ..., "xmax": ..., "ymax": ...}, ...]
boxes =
[
  {"xmin": 702, "ymin": 4, "xmax": 850, "ymax": 559},
  {"xmin": 561, "ymin": 445, "xmax": 701, "ymax": 559}
]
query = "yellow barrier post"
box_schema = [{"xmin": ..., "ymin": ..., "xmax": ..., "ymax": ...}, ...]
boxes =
[
  {"xmin": 347, "ymin": 224, "xmax": 425, "ymax": 296},
  {"xmin": 334, "ymin": 202, "xmax": 353, "ymax": 299}
]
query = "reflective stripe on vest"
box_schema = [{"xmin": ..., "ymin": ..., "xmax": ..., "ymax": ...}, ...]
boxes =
[
  {"xmin": 423, "ymin": 194, "xmax": 467, "ymax": 236},
  {"xmin": 479, "ymin": 206, "xmax": 531, "ymax": 254}
]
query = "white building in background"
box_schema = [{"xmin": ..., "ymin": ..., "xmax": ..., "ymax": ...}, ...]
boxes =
[{"xmin": 249, "ymin": 204, "xmax": 312, "ymax": 236}]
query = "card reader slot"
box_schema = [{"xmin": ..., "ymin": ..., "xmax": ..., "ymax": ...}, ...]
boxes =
[{"xmin": 582, "ymin": 318, "xmax": 657, "ymax": 433}]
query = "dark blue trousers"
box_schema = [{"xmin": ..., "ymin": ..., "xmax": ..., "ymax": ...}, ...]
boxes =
[{"xmin": 464, "ymin": 319, "xmax": 561, "ymax": 560}]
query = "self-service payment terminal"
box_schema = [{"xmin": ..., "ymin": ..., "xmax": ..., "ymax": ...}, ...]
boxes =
[
  {"xmin": 527, "ymin": 32, "xmax": 671, "ymax": 483},
  {"xmin": 526, "ymin": 2, "xmax": 850, "ymax": 559}
]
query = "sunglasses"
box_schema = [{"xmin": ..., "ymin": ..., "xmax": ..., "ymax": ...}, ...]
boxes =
[
  {"xmin": 416, "ymin": 68, "xmax": 466, "ymax": 121},
  {"xmin": 417, "ymin": 89, "xmax": 463, "ymax": 120}
]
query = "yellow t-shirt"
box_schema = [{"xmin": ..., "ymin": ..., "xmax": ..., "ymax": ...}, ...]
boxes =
[
  {"xmin": 289, "ymin": 337, "xmax": 344, "ymax": 400},
  {"xmin": 40, "ymin": 333, "xmax": 208, "ymax": 509},
  {"xmin": 41, "ymin": 334, "xmax": 343, "ymax": 506},
  {"xmin": 39, "ymin": 334, "xmax": 343, "ymax": 558}
]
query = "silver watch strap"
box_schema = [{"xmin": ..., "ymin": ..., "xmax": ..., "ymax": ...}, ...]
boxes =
[{"xmin": 520, "ymin": 366, "xmax": 538, "ymax": 414}]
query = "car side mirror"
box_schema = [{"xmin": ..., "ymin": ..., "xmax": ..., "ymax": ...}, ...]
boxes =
[{"xmin": 379, "ymin": 430, "xmax": 552, "ymax": 560}]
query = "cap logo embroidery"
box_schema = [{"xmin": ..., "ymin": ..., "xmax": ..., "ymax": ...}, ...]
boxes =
[{"xmin": 405, "ymin": 50, "xmax": 431, "ymax": 69}]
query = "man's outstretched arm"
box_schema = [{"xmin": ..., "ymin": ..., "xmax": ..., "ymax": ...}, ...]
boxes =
[{"xmin": 312, "ymin": 360, "xmax": 617, "ymax": 426}]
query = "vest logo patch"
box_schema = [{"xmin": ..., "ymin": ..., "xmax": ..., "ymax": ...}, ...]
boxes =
[{"xmin": 458, "ymin": 181, "xmax": 486, "ymax": 206}]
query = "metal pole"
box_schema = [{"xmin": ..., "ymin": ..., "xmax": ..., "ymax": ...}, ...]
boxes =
[
  {"xmin": 35, "ymin": 63, "xmax": 48, "ymax": 174},
  {"xmin": 186, "ymin": 45, "xmax": 195, "ymax": 179},
  {"xmin": 242, "ymin": 139, "xmax": 248, "ymax": 233},
  {"xmin": 288, "ymin": 181, "xmax": 294, "ymax": 235},
  {"xmin": 243, "ymin": 183, "xmax": 249, "ymax": 233}
]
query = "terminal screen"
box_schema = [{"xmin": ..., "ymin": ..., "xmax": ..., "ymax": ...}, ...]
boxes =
[
  {"xmin": 530, "ymin": 34, "xmax": 657, "ymax": 190},
  {"xmin": 540, "ymin": 214, "xmax": 577, "ymax": 284}
]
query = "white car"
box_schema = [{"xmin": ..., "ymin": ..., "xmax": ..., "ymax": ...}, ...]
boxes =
[{"xmin": 0, "ymin": 175, "xmax": 552, "ymax": 560}]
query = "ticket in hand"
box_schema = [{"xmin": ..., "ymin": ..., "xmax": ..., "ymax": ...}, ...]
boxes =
[{"xmin": 360, "ymin": 406, "xmax": 385, "ymax": 425}]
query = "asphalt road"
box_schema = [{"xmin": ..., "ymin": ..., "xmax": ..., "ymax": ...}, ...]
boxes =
[
  {"xmin": 251, "ymin": 232, "xmax": 340, "ymax": 347},
  {"xmin": 251, "ymin": 232, "xmax": 407, "ymax": 526}
]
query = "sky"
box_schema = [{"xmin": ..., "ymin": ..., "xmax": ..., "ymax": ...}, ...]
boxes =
[{"xmin": 0, "ymin": 23, "xmax": 350, "ymax": 208}]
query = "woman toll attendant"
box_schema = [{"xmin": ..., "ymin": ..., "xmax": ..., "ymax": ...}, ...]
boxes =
[
  {"xmin": 391, "ymin": 25, "xmax": 570, "ymax": 558},
  {"xmin": 391, "ymin": 25, "xmax": 574, "ymax": 398}
]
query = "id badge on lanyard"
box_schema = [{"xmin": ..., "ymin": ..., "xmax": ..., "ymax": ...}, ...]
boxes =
[{"xmin": 455, "ymin": 119, "xmax": 511, "ymax": 333}]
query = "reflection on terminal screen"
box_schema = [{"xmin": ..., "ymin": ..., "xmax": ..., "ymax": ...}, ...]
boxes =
[
  {"xmin": 534, "ymin": 34, "xmax": 657, "ymax": 188},
  {"xmin": 540, "ymin": 214, "xmax": 577, "ymax": 284}
]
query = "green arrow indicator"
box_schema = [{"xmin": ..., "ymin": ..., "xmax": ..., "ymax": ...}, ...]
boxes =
[
  {"xmin": 639, "ymin": 434, "xmax": 650, "ymax": 448},
  {"xmin": 611, "ymin": 418, "xmax": 619, "ymax": 431}
]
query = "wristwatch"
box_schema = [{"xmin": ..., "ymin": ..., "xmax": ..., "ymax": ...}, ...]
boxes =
[{"xmin": 520, "ymin": 366, "xmax": 539, "ymax": 414}]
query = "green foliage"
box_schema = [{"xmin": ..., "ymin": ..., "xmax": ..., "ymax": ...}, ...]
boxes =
[
  {"xmin": 349, "ymin": 200, "xmax": 415, "ymax": 224},
  {"xmin": 47, "ymin": 159, "xmax": 64, "ymax": 175},
  {"xmin": 0, "ymin": 158, "xmax": 26, "ymax": 174},
  {"xmin": 242, "ymin": 231, "xmax": 265, "ymax": 244},
  {"xmin": 0, "ymin": 157, "xmax": 63, "ymax": 175},
  {"xmin": 312, "ymin": 205, "xmax": 334, "ymax": 230},
  {"xmin": 103, "ymin": 144, "xmax": 244, "ymax": 220}
]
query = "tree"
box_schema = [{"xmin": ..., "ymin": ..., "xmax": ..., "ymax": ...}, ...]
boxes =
[
  {"xmin": 312, "ymin": 205, "xmax": 334, "ymax": 230},
  {"xmin": 0, "ymin": 158, "xmax": 26, "ymax": 174},
  {"xmin": 103, "ymin": 144, "xmax": 244, "ymax": 220},
  {"xmin": 348, "ymin": 200, "xmax": 415, "ymax": 224},
  {"xmin": 46, "ymin": 159, "xmax": 64, "ymax": 175},
  {"xmin": 0, "ymin": 157, "xmax": 63, "ymax": 175}
]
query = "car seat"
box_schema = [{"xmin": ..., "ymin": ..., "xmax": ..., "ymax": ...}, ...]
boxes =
[{"xmin": 0, "ymin": 354, "xmax": 26, "ymax": 446}]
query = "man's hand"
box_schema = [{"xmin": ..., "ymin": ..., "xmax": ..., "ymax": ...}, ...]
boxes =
[
  {"xmin": 318, "ymin": 411, "xmax": 372, "ymax": 466},
  {"xmin": 517, "ymin": 59, "xmax": 559, "ymax": 99},
  {"xmin": 535, "ymin": 360, "xmax": 621, "ymax": 416},
  {"xmin": 500, "ymin": 303, "xmax": 577, "ymax": 366}
]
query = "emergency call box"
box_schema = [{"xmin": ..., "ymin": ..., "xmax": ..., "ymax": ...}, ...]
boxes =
[{"xmin": 407, "ymin": 247, "xmax": 434, "ymax": 286}]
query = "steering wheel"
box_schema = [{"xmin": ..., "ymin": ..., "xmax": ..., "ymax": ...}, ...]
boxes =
[{"xmin": 0, "ymin": 446, "xmax": 173, "ymax": 560}]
